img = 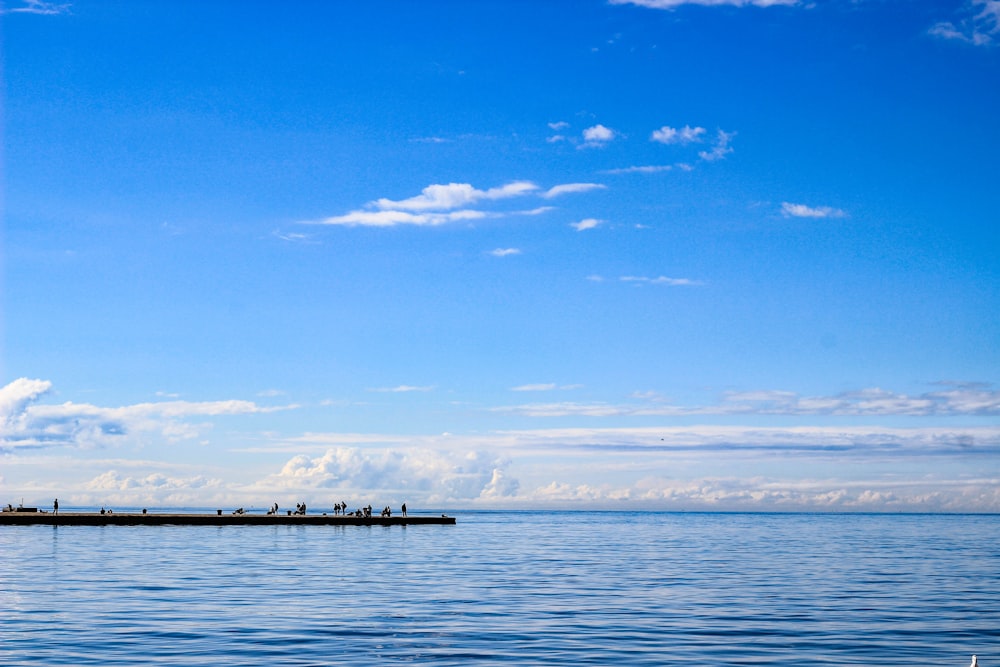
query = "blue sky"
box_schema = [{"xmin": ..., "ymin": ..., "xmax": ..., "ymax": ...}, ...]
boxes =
[{"xmin": 2, "ymin": 0, "xmax": 998, "ymax": 511}]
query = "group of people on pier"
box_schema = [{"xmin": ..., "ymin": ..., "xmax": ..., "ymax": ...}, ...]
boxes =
[{"xmin": 261, "ymin": 501, "xmax": 409, "ymax": 517}]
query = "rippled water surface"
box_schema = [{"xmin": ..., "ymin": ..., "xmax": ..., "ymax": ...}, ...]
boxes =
[{"xmin": 1, "ymin": 511, "xmax": 997, "ymax": 665}]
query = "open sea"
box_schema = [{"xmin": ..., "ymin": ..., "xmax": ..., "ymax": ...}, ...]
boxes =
[{"xmin": 1, "ymin": 510, "xmax": 997, "ymax": 666}]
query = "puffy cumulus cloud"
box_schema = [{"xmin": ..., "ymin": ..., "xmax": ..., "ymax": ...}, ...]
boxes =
[
  {"xmin": 929, "ymin": 0, "xmax": 1000, "ymax": 46},
  {"xmin": 0, "ymin": 378, "xmax": 294, "ymax": 451},
  {"xmin": 580, "ymin": 124, "xmax": 617, "ymax": 148},
  {"xmin": 781, "ymin": 202, "xmax": 846, "ymax": 218},
  {"xmin": 609, "ymin": 0, "xmax": 798, "ymax": 8},
  {"xmin": 265, "ymin": 447, "xmax": 519, "ymax": 503},
  {"xmin": 651, "ymin": 125, "xmax": 705, "ymax": 144},
  {"xmin": 80, "ymin": 470, "xmax": 224, "ymax": 506},
  {"xmin": 480, "ymin": 467, "xmax": 520, "ymax": 499}
]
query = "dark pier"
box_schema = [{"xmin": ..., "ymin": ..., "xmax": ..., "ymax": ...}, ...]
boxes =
[{"xmin": 0, "ymin": 511, "xmax": 455, "ymax": 527}]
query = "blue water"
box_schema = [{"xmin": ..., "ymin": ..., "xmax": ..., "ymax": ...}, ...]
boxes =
[{"xmin": 1, "ymin": 511, "xmax": 996, "ymax": 665}]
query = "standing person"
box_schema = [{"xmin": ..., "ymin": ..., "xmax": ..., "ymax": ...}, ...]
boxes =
[
  {"xmin": 53, "ymin": 498, "xmax": 59, "ymax": 515},
  {"xmin": 401, "ymin": 502, "xmax": 407, "ymax": 517}
]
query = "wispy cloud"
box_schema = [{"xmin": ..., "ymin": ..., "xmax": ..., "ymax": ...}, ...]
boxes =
[
  {"xmin": 0, "ymin": 0, "xmax": 71, "ymax": 15},
  {"xmin": 524, "ymin": 474, "xmax": 999, "ymax": 512},
  {"xmin": 312, "ymin": 208, "xmax": 488, "ymax": 227},
  {"xmin": 543, "ymin": 183, "xmax": 607, "ymax": 198},
  {"xmin": 492, "ymin": 384, "xmax": 1000, "ymax": 418},
  {"xmin": 490, "ymin": 248, "xmax": 522, "ymax": 257},
  {"xmin": 571, "ymin": 218, "xmax": 602, "ymax": 231},
  {"xmin": 367, "ymin": 385, "xmax": 435, "ymax": 393},
  {"xmin": 603, "ymin": 165, "xmax": 675, "ymax": 174},
  {"xmin": 0, "ymin": 378, "xmax": 296, "ymax": 451},
  {"xmin": 929, "ymin": 0, "xmax": 1000, "ymax": 46},
  {"xmin": 698, "ymin": 129, "xmax": 736, "ymax": 161},
  {"xmin": 411, "ymin": 136, "xmax": 453, "ymax": 144},
  {"xmin": 374, "ymin": 182, "xmax": 537, "ymax": 212},
  {"xmin": 620, "ymin": 275, "xmax": 703, "ymax": 286},
  {"xmin": 273, "ymin": 230, "xmax": 314, "ymax": 243},
  {"xmin": 651, "ymin": 125, "xmax": 706, "ymax": 144},
  {"xmin": 510, "ymin": 383, "xmax": 583, "ymax": 392},
  {"xmin": 609, "ymin": 0, "xmax": 799, "ymax": 9},
  {"xmin": 310, "ymin": 181, "xmax": 600, "ymax": 228},
  {"xmin": 781, "ymin": 202, "xmax": 847, "ymax": 218}
]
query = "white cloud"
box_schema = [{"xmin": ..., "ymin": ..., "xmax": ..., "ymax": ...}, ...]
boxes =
[
  {"xmin": 310, "ymin": 180, "xmax": 596, "ymax": 228},
  {"xmin": 0, "ymin": 377, "xmax": 52, "ymax": 426},
  {"xmin": 492, "ymin": 384, "xmax": 1000, "ymax": 418},
  {"xmin": 411, "ymin": 136, "xmax": 452, "ymax": 144},
  {"xmin": 511, "ymin": 383, "xmax": 583, "ymax": 392},
  {"xmin": 580, "ymin": 124, "xmax": 617, "ymax": 148},
  {"xmin": 375, "ymin": 181, "xmax": 538, "ymax": 212},
  {"xmin": 520, "ymin": 475, "xmax": 1000, "ymax": 512},
  {"xmin": 620, "ymin": 275, "xmax": 703, "ymax": 286},
  {"xmin": 87, "ymin": 470, "xmax": 222, "ymax": 494},
  {"xmin": 651, "ymin": 125, "xmax": 706, "ymax": 144},
  {"xmin": 571, "ymin": 218, "xmax": 602, "ymax": 231},
  {"xmin": 698, "ymin": 129, "xmax": 736, "ymax": 161},
  {"xmin": 314, "ymin": 208, "xmax": 488, "ymax": 227},
  {"xmin": 929, "ymin": 0, "xmax": 1000, "ymax": 46},
  {"xmin": 519, "ymin": 206, "xmax": 557, "ymax": 216},
  {"xmin": 266, "ymin": 447, "xmax": 518, "ymax": 502},
  {"xmin": 0, "ymin": 378, "xmax": 294, "ymax": 451},
  {"xmin": 273, "ymin": 230, "xmax": 313, "ymax": 243},
  {"xmin": 609, "ymin": 0, "xmax": 798, "ymax": 8},
  {"xmin": 542, "ymin": 183, "xmax": 607, "ymax": 198},
  {"xmin": 548, "ymin": 121, "xmax": 570, "ymax": 131},
  {"xmin": 368, "ymin": 385, "xmax": 434, "ymax": 393},
  {"xmin": 781, "ymin": 202, "xmax": 847, "ymax": 218},
  {"xmin": 33, "ymin": 420, "xmax": 989, "ymax": 509},
  {"xmin": 490, "ymin": 248, "xmax": 521, "ymax": 257},
  {"xmin": 0, "ymin": 0, "xmax": 71, "ymax": 15}
]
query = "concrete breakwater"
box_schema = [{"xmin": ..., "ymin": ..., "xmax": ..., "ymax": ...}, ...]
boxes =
[{"xmin": 0, "ymin": 511, "xmax": 455, "ymax": 526}]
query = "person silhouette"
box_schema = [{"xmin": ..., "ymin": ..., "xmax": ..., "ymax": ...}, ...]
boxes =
[{"xmin": 53, "ymin": 498, "xmax": 59, "ymax": 515}]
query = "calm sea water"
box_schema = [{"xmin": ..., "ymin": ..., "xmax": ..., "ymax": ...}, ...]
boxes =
[{"xmin": 0, "ymin": 511, "xmax": 996, "ymax": 666}]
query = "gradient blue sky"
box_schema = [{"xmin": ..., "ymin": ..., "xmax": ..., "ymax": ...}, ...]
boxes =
[{"xmin": 2, "ymin": 0, "xmax": 998, "ymax": 511}]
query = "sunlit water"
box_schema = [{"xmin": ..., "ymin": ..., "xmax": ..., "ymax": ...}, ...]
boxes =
[{"xmin": 1, "ymin": 511, "xmax": 996, "ymax": 665}]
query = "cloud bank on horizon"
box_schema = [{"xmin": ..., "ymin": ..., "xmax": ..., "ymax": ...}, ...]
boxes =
[
  {"xmin": 3, "ymin": 0, "xmax": 997, "ymax": 511},
  {"xmin": 3, "ymin": 379, "xmax": 997, "ymax": 511}
]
